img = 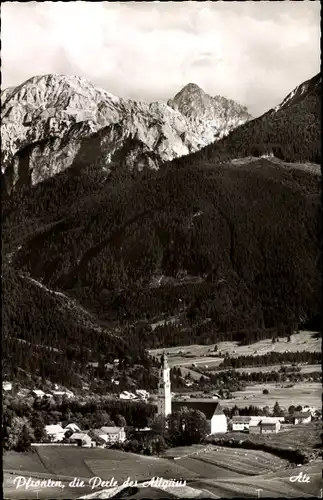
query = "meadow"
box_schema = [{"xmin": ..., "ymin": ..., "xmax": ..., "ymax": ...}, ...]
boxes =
[
  {"xmin": 150, "ymin": 331, "xmax": 321, "ymax": 368},
  {"xmin": 223, "ymin": 382, "xmax": 322, "ymax": 409},
  {"xmin": 4, "ymin": 437, "xmax": 321, "ymax": 499},
  {"xmin": 221, "ymin": 422, "xmax": 321, "ymax": 455}
]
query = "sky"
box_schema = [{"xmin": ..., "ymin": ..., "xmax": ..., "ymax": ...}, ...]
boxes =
[{"xmin": 1, "ymin": 1, "xmax": 321, "ymax": 116}]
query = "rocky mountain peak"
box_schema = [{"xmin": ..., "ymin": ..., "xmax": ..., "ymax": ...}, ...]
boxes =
[
  {"xmin": 174, "ymin": 82, "xmax": 206, "ymax": 96},
  {"xmin": 167, "ymin": 82, "xmax": 252, "ymax": 142},
  {"xmin": 1, "ymin": 73, "xmax": 251, "ymax": 194}
]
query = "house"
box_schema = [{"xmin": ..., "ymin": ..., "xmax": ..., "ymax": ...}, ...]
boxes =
[
  {"xmin": 119, "ymin": 391, "xmax": 137, "ymax": 400},
  {"xmin": 32, "ymin": 389, "xmax": 45, "ymax": 398},
  {"xmin": 231, "ymin": 416, "xmax": 264, "ymax": 431},
  {"xmin": 172, "ymin": 401, "xmax": 227, "ymax": 434},
  {"xmin": 52, "ymin": 390, "xmax": 74, "ymax": 399},
  {"xmin": 70, "ymin": 432, "xmax": 94, "ymax": 447},
  {"xmin": 292, "ymin": 411, "xmax": 312, "ymax": 425},
  {"xmin": 88, "ymin": 429, "xmax": 109, "ymax": 447},
  {"xmin": 302, "ymin": 406, "xmax": 316, "ymax": 417},
  {"xmin": 136, "ymin": 389, "xmax": 149, "ymax": 400},
  {"xmin": 249, "ymin": 422, "xmax": 261, "ymax": 434},
  {"xmin": 45, "ymin": 424, "xmax": 65, "ymax": 442},
  {"xmin": 64, "ymin": 423, "xmax": 81, "ymax": 433},
  {"xmin": 100, "ymin": 426, "xmax": 126, "ymax": 444},
  {"xmin": 260, "ymin": 418, "xmax": 280, "ymax": 433},
  {"xmin": 231, "ymin": 416, "xmax": 253, "ymax": 431},
  {"xmin": 249, "ymin": 418, "xmax": 281, "ymax": 434},
  {"xmin": 2, "ymin": 382, "xmax": 12, "ymax": 391}
]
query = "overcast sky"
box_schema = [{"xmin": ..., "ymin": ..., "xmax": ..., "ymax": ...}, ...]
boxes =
[{"xmin": 2, "ymin": 1, "xmax": 320, "ymax": 116}]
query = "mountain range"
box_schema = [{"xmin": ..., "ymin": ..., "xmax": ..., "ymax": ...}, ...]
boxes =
[
  {"xmin": 1, "ymin": 75, "xmax": 251, "ymax": 196},
  {"xmin": 2, "ymin": 72, "xmax": 321, "ymax": 391}
]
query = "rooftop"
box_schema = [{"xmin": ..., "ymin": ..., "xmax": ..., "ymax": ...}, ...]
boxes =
[
  {"xmin": 172, "ymin": 401, "xmax": 223, "ymax": 419},
  {"xmin": 101, "ymin": 426, "xmax": 124, "ymax": 434},
  {"xmin": 293, "ymin": 412, "xmax": 312, "ymax": 418}
]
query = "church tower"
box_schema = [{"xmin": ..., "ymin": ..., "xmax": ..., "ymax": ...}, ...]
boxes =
[{"xmin": 157, "ymin": 352, "xmax": 172, "ymax": 417}]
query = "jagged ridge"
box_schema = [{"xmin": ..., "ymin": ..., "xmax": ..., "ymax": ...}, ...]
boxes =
[{"xmin": 1, "ymin": 74, "xmax": 251, "ymax": 194}]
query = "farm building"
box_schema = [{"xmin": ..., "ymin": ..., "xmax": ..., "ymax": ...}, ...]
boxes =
[
  {"xmin": 231, "ymin": 416, "xmax": 254, "ymax": 431},
  {"xmin": 2, "ymin": 381, "xmax": 12, "ymax": 391},
  {"xmin": 259, "ymin": 419, "xmax": 280, "ymax": 434},
  {"xmin": 231, "ymin": 415, "xmax": 284, "ymax": 432},
  {"xmin": 250, "ymin": 418, "xmax": 280, "ymax": 434},
  {"xmin": 172, "ymin": 401, "xmax": 227, "ymax": 434},
  {"xmin": 45, "ymin": 424, "xmax": 65, "ymax": 442},
  {"xmin": 100, "ymin": 426, "xmax": 126, "ymax": 443},
  {"xmin": 70, "ymin": 432, "xmax": 94, "ymax": 447},
  {"xmin": 292, "ymin": 411, "xmax": 312, "ymax": 425},
  {"xmin": 249, "ymin": 422, "xmax": 261, "ymax": 434}
]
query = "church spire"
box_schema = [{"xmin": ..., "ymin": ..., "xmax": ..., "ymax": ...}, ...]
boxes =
[
  {"xmin": 157, "ymin": 350, "xmax": 172, "ymax": 417},
  {"xmin": 161, "ymin": 350, "xmax": 168, "ymax": 368}
]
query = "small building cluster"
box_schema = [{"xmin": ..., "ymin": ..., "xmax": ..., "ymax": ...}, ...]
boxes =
[
  {"xmin": 231, "ymin": 416, "xmax": 284, "ymax": 433},
  {"xmin": 32, "ymin": 388, "xmax": 75, "ymax": 399},
  {"xmin": 119, "ymin": 389, "xmax": 149, "ymax": 401},
  {"xmin": 44, "ymin": 422, "xmax": 126, "ymax": 447},
  {"xmin": 2, "ymin": 382, "xmax": 75, "ymax": 399}
]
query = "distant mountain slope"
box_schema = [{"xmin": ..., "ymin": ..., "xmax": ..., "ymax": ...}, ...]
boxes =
[
  {"xmin": 185, "ymin": 73, "xmax": 321, "ymax": 164},
  {"xmin": 1, "ymin": 74, "xmax": 250, "ymax": 195}
]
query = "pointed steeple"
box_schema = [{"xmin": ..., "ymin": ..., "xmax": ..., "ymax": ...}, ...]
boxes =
[{"xmin": 161, "ymin": 350, "xmax": 168, "ymax": 369}]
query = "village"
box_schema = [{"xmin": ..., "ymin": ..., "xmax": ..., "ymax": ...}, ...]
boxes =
[{"xmin": 2, "ymin": 352, "xmax": 319, "ymax": 449}]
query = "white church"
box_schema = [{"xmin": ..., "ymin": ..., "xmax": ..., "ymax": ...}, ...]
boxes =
[{"xmin": 157, "ymin": 353, "xmax": 227, "ymax": 435}]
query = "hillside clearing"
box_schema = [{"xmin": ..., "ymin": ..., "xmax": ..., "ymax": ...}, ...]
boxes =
[{"xmin": 149, "ymin": 332, "xmax": 321, "ymax": 370}]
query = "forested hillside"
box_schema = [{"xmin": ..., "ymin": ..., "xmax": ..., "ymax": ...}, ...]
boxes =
[
  {"xmin": 3, "ymin": 158, "xmax": 321, "ymax": 357},
  {"xmin": 185, "ymin": 73, "xmax": 321, "ymax": 164},
  {"xmin": 2, "ymin": 266, "xmax": 156, "ymax": 389}
]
